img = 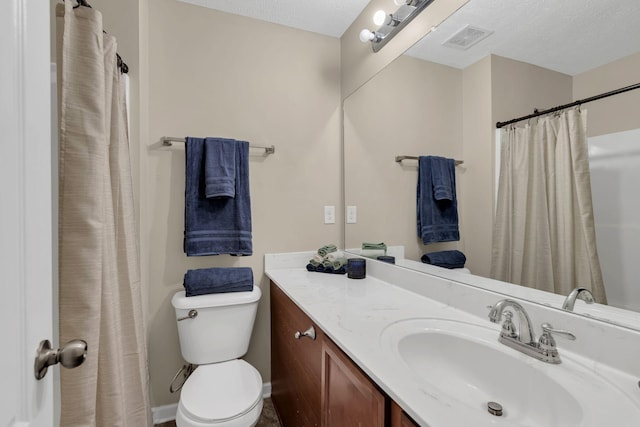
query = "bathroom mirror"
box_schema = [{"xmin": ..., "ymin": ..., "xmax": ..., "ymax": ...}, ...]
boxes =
[{"xmin": 344, "ymin": 0, "xmax": 640, "ymax": 329}]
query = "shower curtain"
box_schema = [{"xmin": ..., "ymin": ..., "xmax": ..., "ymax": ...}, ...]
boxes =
[
  {"xmin": 490, "ymin": 109, "xmax": 607, "ymax": 303},
  {"xmin": 58, "ymin": 1, "xmax": 151, "ymax": 425}
]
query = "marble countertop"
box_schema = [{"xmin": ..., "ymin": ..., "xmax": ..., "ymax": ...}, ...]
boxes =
[
  {"xmin": 265, "ymin": 251, "xmax": 640, "ymax": 427},
  {"xmin": 265, "ymin": 253, "xmax": 505, "ymax": 426}
]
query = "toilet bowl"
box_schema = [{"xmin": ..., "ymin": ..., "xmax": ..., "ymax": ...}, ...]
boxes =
[
  {"xmin": 175, "ymin": 360, "xmax": 263, "ymax": 427},
  {"xmin": 172, "ymin": 287, "xmax": 263, "ymax": 427}
]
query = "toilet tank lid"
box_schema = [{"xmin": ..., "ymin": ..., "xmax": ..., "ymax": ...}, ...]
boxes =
[{"xmin": 172, "ymin": 286, "xmax": 261, "ymax": 310}]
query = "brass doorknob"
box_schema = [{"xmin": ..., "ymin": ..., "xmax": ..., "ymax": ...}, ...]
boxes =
[{"xmin": 34, "ymin": 339, "xmax": 88, "ymax": 380}]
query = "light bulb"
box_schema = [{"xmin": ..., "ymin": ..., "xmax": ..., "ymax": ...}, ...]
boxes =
[
  {"xmin": 359, "ymin": 29, "xmax": 375, "ymax": 43},
  {"xmin": 373, "ymin": 10, "xmax": 387, "ymax": 26},
  {"xmin": 393, "ymin": 0, "xmax": 406, "ymax": 5}
]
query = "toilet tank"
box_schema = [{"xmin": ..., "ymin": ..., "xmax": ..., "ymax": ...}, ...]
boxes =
[{"xmin": 172, "ymin": 287, "xmax": 261, "ymax": 365}]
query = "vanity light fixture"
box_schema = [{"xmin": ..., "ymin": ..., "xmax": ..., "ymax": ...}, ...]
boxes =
[{"xmin": 360, "ymin": 0, "xmax": 436, "ymax": 52}]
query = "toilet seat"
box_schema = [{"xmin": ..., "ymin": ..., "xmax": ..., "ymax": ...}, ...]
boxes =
[{"xmin": 179, "ymin": 360, "xmax": 263, "ymax": 425}]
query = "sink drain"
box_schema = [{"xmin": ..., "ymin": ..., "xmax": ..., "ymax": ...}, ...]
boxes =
[{"xmin": 487, "ymin": 401, "xmax": 503, "ymax": 416}]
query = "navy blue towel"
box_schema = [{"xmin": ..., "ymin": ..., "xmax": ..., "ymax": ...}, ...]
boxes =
[
  {"xmin": 184, "ymin": 267, "xmax": 253, "ymax": 296},
  {"xmin": 421, "ymin": 250, "xmax": 466, "ymax": 269},
  {"xmin": 204, "ymin": 137, "xmax": 237, "ymax": 198},
  {"xmin": 417, "ymin": 156, "xmax": 460, "ymax": 244},
  {"xmin": 306, "ymin": 263, "xmax": 347, "ymax": 275},
  {"xmin": 184, "ymin": 137, "xmax": 252, "ymax": 256}
]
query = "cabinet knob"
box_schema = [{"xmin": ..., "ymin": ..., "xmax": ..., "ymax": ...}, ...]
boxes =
[{"xmin": 294, "ymin": 325, "xmax": 316, "ymax": 341}]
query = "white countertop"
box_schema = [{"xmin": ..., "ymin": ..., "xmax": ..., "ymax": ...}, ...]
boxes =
[{"xmin": 265, "ymin": 251, "xmax": 640, "ymax": 427}]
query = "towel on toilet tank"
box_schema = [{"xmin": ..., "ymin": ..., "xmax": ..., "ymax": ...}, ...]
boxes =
[
  {"xmin": 421, "ymin": 250, "xmax": 466, "ymax": 269},
  {"xmin": 183, "ymin": 267, "xmax": 253, "ymax": 296}
]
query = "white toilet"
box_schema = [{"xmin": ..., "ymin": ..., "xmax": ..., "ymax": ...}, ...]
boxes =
[{"xmin": 172, "ymin": 287, "xmax": 263, "ymax": 427}]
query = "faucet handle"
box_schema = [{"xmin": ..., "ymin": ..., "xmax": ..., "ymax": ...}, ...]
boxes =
[
  {"xmin": 539, "ymin": 323, "xmax": 576, "ymax": 352},
  {"xmin": 538, "ymin": 323, "xmax": 575, "ymax": 364},
  {"xmin": 540, "ymin": 323, "xmax": 576, "ymax": 341}
]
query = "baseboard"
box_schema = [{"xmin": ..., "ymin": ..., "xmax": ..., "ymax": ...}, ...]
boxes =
[
  {"xmin": 152, "ymin": 403, "xmax": 178, "ymax": 424},
  {"xmin": 262, "ymin": 381, "xmax": 272, "ymax": 398},
  {"xmin": 152, "ymin": 382, "xmax": 272, "ymax": 425}
]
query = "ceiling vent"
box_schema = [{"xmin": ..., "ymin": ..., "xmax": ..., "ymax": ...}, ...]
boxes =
[{"xmin": 443, "ymin": 25, "xmax": 493, "ymax": 50}]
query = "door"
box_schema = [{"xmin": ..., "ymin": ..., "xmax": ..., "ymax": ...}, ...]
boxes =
[{"xmin": 1, "ymin": 1, "xmax": 55, "ymax": 426}]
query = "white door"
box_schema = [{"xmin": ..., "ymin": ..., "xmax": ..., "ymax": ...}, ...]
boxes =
[{"xmin": 1, "ymin": 1, "xmax": 55, "ymax": 426}]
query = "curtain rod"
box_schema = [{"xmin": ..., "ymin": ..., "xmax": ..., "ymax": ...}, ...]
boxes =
[
  {"xmin": 496, "ymin": 82, "xmax": 640, "ymax": 129},
  {"xmin": 395, "ymin": 155, "xmax": 463, "ymax": 166},
  {"xmin": 161, "ymin": 136, "xmax": 275, "ymax": 155}
]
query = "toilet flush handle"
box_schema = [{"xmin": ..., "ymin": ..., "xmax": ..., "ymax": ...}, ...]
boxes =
[
  {"xmin": 177, "ymin": 309, "xmax": 198, "ymax": 321},
  {"xmin": 294, "ymin": 325, "xmax": 316, "ymax": 341}
]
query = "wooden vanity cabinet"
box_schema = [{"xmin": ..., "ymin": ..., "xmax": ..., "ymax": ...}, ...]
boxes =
[
  {"xmin": 270, "ymin": 281, "xmax": 324, "ymax": 426},
  {"xmin": 321, "ymin": 336, "xmax": 386, "ymax": 426},
  {"xmin": 391, "ymin": 401, "xmax": 420, "ymax": 427},
  {"xmin": 271, "ymin": 280, "xmax": 421, "ymax": 427}
]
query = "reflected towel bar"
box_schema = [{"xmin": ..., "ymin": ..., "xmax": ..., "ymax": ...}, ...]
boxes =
[
  {"xmin": 396, "ymin": 155, "xmax": 463, "ymax": 166},
  {"xmin": 161, "ymin": 136, "xmax": 275, "ymax": 155}
]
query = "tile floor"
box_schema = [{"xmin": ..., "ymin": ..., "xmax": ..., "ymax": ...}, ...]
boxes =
[{"xmin": 155, "ymin": 398, "xmax": 281, "ymax": 427}]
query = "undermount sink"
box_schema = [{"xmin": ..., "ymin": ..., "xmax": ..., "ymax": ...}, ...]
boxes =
[{"xmin": 379, "ymin": 318, "xmax": 640, "ymax": 427}]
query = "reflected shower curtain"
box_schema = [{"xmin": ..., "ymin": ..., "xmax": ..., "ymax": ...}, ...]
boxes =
[
  {"xmin": 490, "ymin": 109, "xmax": 607, "ymax": 303},
  {"xmin": 58, "ymin": 1, "xmax": 151, "ymax": 425}
]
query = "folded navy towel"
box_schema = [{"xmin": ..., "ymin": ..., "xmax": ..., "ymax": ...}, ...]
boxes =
[
  {"xmin": 431, "ymin": 157, "xmax": 453, "ymax": 201},
  {"xmin": 421, "ymin": 250, "xmax": 466, "ymax": 269},
  {"xmin": 184, "ymin": 137, "xmax": 252, "ymax": 256},
  {"xmin": 204, "ymin": 137, "xmax": 236, "ymax": 198},
  {"xmin": 417, "ymin": 156, "xmax": 460, "ymax": 244},
  {"xmin": 306, "ymin": 263, "xmax": 346, "ymax": 274},
  {"xmin": 330, "ymin": 266, "xmax": 347, "ymax": 275},
  {"xmin": 184, "ymin": 267, "xmax": 253, "ymax": 296}
]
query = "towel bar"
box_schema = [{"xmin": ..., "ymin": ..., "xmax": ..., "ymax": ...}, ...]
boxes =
[
  {"xmin": 161, "ymin": 136, "xmax": 275, "ymax": 155},
  {"xmin": 395, "ymin": 155, "xmax": 463, "ymax": 166}
]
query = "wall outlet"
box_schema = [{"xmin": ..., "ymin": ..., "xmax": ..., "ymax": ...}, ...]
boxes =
[
  {"xmin": 324, "ymin": 206, "xmax": 335, "ymax": 224},
  {"xmin": 346, "ymin": 206, "xmax": 357, "ymax": 224}
]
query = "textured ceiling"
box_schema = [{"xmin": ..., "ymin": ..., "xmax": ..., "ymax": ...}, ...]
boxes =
[
  {"xmin": 407, "ymin": 0, "xmax": 640, "ymax": 75},
  {"xmin": 179, "ymin": 0, "xmax": 640, "ymax": 76}
]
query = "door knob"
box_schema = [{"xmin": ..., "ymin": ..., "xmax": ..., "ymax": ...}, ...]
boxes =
[{"xmin": 34, "ymin": 339, "xmax": 88, "ymax": 380}]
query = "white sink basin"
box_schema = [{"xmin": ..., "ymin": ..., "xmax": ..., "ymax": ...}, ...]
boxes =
[{"xmin": 380, "ymin": 318, "xmax": 640, "ymax": 427}]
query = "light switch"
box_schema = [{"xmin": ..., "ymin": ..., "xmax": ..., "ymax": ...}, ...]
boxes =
[
  {"xmin": 347, "ymin": 206, "xmax": 357, "ymax": 224},
  {"xmin": 324, "ymin": 206, "xmax": 335, "ymax": 224}
]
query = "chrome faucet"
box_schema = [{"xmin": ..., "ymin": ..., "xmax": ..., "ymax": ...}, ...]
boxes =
[
  {"xmin": 488, "ymin": 299, "xmax": 576, "ymax": 364},
  {"xmin": 488, "ymin": 299, "xmax": 536, "ymax": 345},
  {"xmin": 562, "ymin": 287, "xmax": 595, "ymax": 311}
]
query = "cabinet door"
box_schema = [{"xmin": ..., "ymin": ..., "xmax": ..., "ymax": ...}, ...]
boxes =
[
  {"xmin": 271, "ymin": 282, "xmax": 324, "ymax": 427},
  {"xmin": 390, "ymin": 401, "xmax": 420, "ymax": 427},
  {"xmin": 321, "ymin": 337, "xmax": 386, "ymax": 427}
]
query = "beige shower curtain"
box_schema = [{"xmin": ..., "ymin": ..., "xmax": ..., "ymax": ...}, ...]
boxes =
[
  {"xmin": 490, "ymin": 109, "xmax": 607, "ymax": 303},
  {"xmin": 58, "ymin": 1, "xmax": 151, "ymax": 425}
]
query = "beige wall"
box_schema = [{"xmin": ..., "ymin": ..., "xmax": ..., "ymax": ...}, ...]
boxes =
[
  {"xmin": 573, "ymin": 51, "xmax": 640, "ymax": 137},
  {"xmin": 460, "ymin": 56, "xmax": 493, "ymax": 277},
  {"xmin": 491, "ymin": 55, "xmax": 573, "ymax": 127},
  {"xmin": 144, "ymin": 0, "xmax": 342, "ymax": 407},
  {"xmin": 344, "ymin": 55, "xmax": 463, "ymax": 260}
]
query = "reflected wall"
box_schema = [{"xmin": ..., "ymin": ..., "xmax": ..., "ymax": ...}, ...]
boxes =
[
  {"xmin": 345, "ymin": 53, "xmax": 574, "ymax": 276},
  {"xmin": 344, "ymin": 55, "xmax": 463, "ymax": 261}
]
